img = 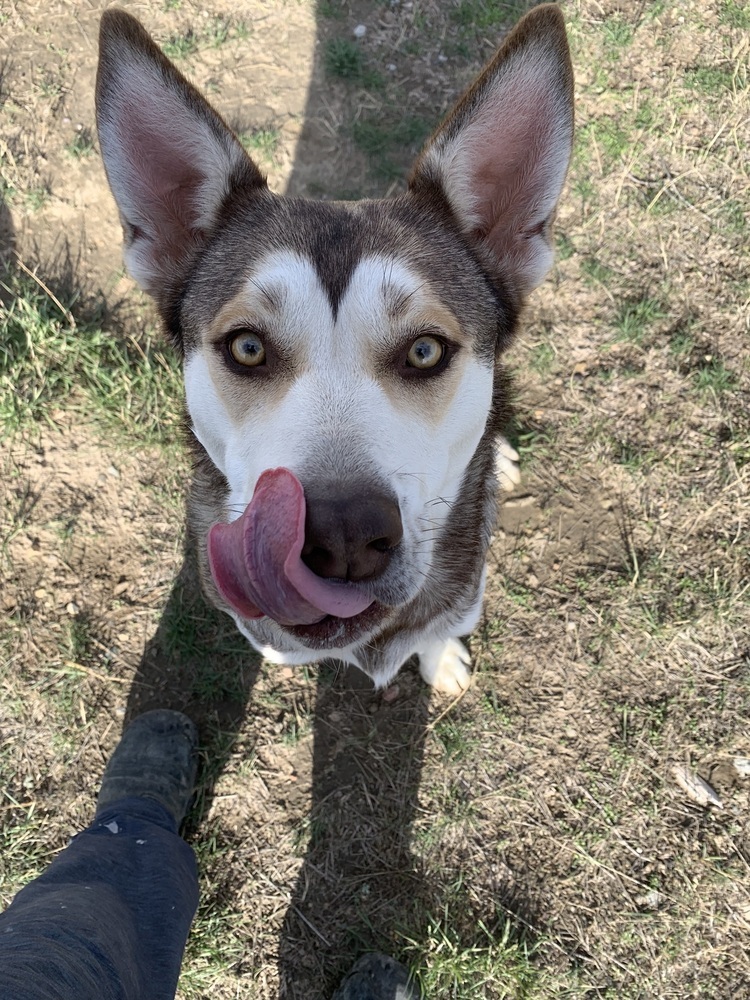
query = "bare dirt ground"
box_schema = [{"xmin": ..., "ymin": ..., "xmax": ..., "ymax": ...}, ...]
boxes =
[{"xmin": 1, "ymin": 1, "xmax": 749, "ymax": 998}]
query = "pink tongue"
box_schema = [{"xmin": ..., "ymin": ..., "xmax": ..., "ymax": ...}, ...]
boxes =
[{"xmin": 207, "ymin": 468, "xmax": 374, "ymax": 627}]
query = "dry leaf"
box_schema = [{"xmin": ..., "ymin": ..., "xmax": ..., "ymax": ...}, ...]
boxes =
[{"xmin": 672, "ymin": 765, "xmax": 723, "ymax": 809}]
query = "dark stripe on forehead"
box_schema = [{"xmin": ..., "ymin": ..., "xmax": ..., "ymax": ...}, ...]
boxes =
[{"xmin": 292, "ymin": 203, "xmax": 366, "ymax": 317}]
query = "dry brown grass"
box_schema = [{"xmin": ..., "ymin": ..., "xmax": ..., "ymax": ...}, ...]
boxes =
[{"xmin": 1, "ymin": 0, "xmax": 749, "ymax": 997}]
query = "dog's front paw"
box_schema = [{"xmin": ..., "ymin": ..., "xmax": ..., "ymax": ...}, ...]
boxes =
[
  {"xmin": 418, "ymin": 637, "xmax": 472, "ymax": 695},
  {"xmin": 495, "ymin": 436, "xmax": 521, "ymax": 493}
]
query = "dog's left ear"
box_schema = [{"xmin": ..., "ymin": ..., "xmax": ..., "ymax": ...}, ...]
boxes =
[
  {"xmin": 95, "ymin": 10, "xmax": 265, "ymax": 308},
  {"xmin": 409, "ymin": 4, "xmax": 574, "ymax": 298}
]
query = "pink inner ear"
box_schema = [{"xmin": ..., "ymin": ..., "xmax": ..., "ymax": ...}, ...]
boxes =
[
  {"xmin": 428, "ymin": 40, "xmax": 573, "ymax": 296},
  {"xmin": 469, "ymin": 82, "xmax": 570, "ymax": 293},
  {"xmin": 118, "ymin": 108, "xmax": 207, "ymax": 238},
  {"xmin": 469, "ymin": 81, "xmax": 568, "ymax": 239}
]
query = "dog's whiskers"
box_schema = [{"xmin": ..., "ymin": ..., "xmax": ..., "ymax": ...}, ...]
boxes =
[{"xmin": 425, "ymin": 496, "xmax": 455, "ymax": 509}]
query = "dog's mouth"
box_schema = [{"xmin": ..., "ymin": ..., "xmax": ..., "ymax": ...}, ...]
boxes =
[
  {"xmin": 286, "ymin": 601, "xmax": 389, "ymax": 647},
  {"xmin": 207, "ymin": 468, "xmax": 376, "ymax": 631}
]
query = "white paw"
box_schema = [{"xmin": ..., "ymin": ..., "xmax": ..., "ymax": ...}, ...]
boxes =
[
  {"xmin": 418, "ymin": 637, "xmax": 472, "ymax": 696},
  {"xmin": 495, "ymin": 436, "xmax": 521, "ymax": 493}
]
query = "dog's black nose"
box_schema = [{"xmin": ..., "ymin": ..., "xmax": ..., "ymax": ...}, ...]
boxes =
[{"xmin": 301, "ymin": 487, "xmax": 403, "ymax": 583}]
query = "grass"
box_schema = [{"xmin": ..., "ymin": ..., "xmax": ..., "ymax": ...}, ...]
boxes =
[
  {"xmin": 601, "ymin": 13, "xmax": 633, "ymax": 53},
  {"xmin": 0, "ymin": 268, "xmax": 183, "ymax": 442},
  {"xmin": 1, "ymin": 1, "xmax": 750, "ymax": 998},
  {"xmin": 325, "ymin": 38, "xmax": 363, "ymax": 79},
  {"xmin": 352, "ymin": 115, "xmax": 433, "ymax": 179},
  {"xmin": 693, "ymin": 358, "xmax": 738, "ymax": 396},
  {"xmin": 161, "ymin": 17, "xmax": 241, "ymax": 60},
  {"xmin": 324, "ymin": 38, "xmax": 384, "ymax": 90},
  {"xmin": 612, "ymin": 297, "xmax": 664, "ymax": 345},
  {"xmin": 685, "ymin": 65, "xmax": 741, "ymax": 95},
  {"xmin": 178, "ymin": 828, "xmax": 245, "ymax": 997},
  {"xmin": 406, "ymin": 911, "xmax": 547, "ymax": 998},
  {"xmin": 240, "ymin": 127, "xmax": 280, "ymax": 164},
  {"xmin": 720, "ymin": 0, "xmax": 750, "ymax": 29},
  {"xmin": 65, "ymin": 129, "xmax": 95, "ymax": 159},
  {"xmin": 450, "ymin": 0, "xmax": 530, "ymax": 34},
  {"xmin": 162, "ymin": 31, "xmax": 199, "ymax": 60}
]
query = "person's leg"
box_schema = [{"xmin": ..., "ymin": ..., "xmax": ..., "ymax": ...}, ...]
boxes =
[{"xmin": 0, "ymin": 711, "xmax": 200, "ymax": 1000}]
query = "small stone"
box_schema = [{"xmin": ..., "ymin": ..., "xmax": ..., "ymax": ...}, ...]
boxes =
[
  {"xmin": 382, "ymin": 684, "xmax": 400, "ymax": 703},
  {"xmin": 387, "ymin": 63, "xmax": 396, "ymax": 72},
  {"xmin": 66, "ymin": 601, "xmax": 80, "ymax": 616},
  {"xmin": 503, "ymin": 495, "xmax": 536, "ymax": 509},
  {"xmin": 107, "ymin": 466, "xmax": 120, "ymax": 478},
  {"xmin": 636, "ymin": 889, "xmax": 663, "ymax": 910},
  {"xmin": 353, "ymin": 24, "xmax": 366, "ymax": 38},
  {"xmin": 280, "ymin": 666, "xmax": 294, "ymax": 680},
  {"xmin": 34, "ymin": 588, "xmax": 47, "ymax": 600}
]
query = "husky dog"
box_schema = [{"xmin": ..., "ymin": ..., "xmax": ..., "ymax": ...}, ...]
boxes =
[{"xmin": 96, "ymin": 5, "xmax": 573, "ymax": 694}]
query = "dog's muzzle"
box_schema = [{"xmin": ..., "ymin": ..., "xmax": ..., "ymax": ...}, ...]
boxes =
[{"xmin": 206, "ymin": 468, "xmax": 402, "ymax": 628}]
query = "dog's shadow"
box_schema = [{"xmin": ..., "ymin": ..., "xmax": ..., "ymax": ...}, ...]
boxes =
[{"xmin": 124, "ymin": 541, "xmax": 433, "ymax": 997}]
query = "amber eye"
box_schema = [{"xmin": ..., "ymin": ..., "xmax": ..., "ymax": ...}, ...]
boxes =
[
  {"xmin": 228, "ymin": 330, "xmax": 266, "ymax": 367},
  {"xmin": 406, "ymin": 335, "xmax": 445, "ymax": 370}
]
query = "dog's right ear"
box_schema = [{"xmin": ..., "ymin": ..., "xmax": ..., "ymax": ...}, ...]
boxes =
[
  {"xmin": 409, "ymin": 4, "xmax": 574, "ymax": 302},
  {"xmin": 96, "ymin": 10, "xmax": 265, "ymax": 304}
]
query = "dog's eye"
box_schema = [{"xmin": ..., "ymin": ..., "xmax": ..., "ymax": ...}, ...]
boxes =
[
  {"xmin": 228, "ymin": 330, "xmax": 266, "ymax": 367},
  {"xmin": 406, "ymin": 335, "xmax": 444, "ymax": 370}
]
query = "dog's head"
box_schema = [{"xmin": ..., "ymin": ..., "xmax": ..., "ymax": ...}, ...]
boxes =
[{"xmin": 96, "ymin": 6, "xmax": 573, "ymax": 648}]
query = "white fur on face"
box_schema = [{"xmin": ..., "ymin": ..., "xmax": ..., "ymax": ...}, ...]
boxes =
[{"xmin": 184, "ymin": 250, "xmax": 493, "ymax": 594}]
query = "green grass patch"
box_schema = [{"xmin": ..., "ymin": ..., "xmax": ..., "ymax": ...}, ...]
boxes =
[
  {"xmin": 716, "ymin": 198, "xmax": 747, "ymax": 235},
  {"xmin": 317, "ymin": 0, "xmax": 347, "ymax": 19},
  {"xmin": 178, "ymin": 828, "xmax": 244, "ymax": 997},
  {"xmin": 161, "ymin": 18, "xmax": 238, "ymax": 60},
  {"xmin": 693, "ymin": 358, "xmax": 738, "ymax": 396},
  {"xmin": 685, "ymin": 66, "xmax": 741, "ymax": 95},
  {"xmin": 579, "ymin": 118, "xmax": 632, "ymax": 173},
  {"xmin": 324, "ymin": 38, "xmax": 384, "ymax": 89},
  {"xmin": 65, "ymin": 128, "xmax": 95, "ymax": 159},
  {"xmin": 612, "ymin": 297, "xmax": 664, "ymax": 345},
  {"xmin": 162, "ymin": 30, "xmax": 199, "ymax": 60},
  {"xmin": 434, "ymin": 719, "xmax": 477, "ymax": 762},
  {"xmin": 352, "ymin": 114, "xmax": 433, "ymax": 178},
  {"xmin": 450, "ymin": 0, "xmax": 529, "ymax": 33},
  {"xmin": 529, "ymin": 341, "xmax": 557, "ymax": 376},
  {"xmin": 580, "ymin": 256, "xmax": 613, "ymax": 285},
  {"xmin": 240, "ymin": 127, "xmax": 280, "ymax": 164},
  {"xmin": 719, "ymin": 0, "xmax": 750, "ymax": 30},
  {"xmin": 325, "ymin": 38, "xmax": 364, "ymax": 79},
  {"xmin": 0, "ymin": 270, "xmax": 183, "ymax": 442},
  {"xmin": 404, "ymin": 906, "xmax": 548, "ymax": 999},
  {"xmin": 556, "ymin": 232, "xmax": 575, "ymax": 261},
  {"xmin": 601, "ymin": 13, "xmax": 634, "ymax": 53}
]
